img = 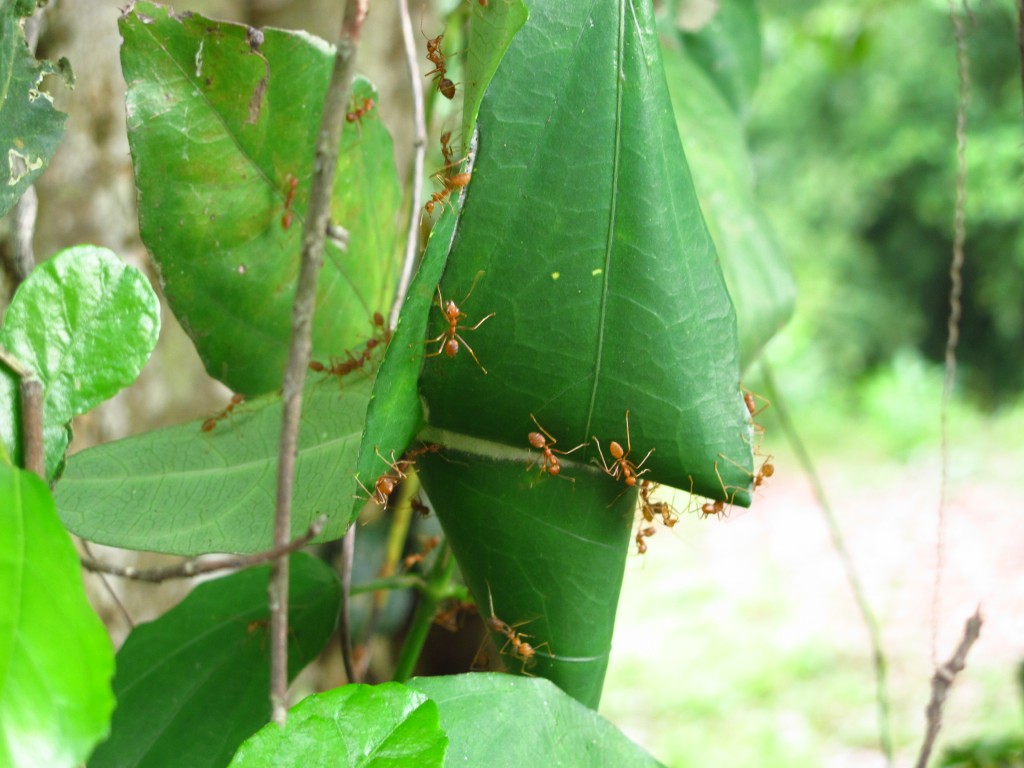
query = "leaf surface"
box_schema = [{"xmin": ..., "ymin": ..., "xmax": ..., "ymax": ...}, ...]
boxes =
[
  {"xmin": 0, "ymin": 246, "xmax": 160, "ymax": 479},
  {"xmin": 229, "ymin": 683, "xmax": 446, "ymax": 767},
  {"xmin": 0, "ymin": 463, "xmax": 114, "ymax": 768},
  {"xmin": 88, "ymin": 553, "xmax": 340, "ymax": 768},
  {"xmin": 0, "ymin": 0, "xmax": 71, "ymax": 217},
  {"xmin": 55, "ymin": 375, "xmax": 371, "ymax": 555},
  {"xmin": 418, "ymin": 0, "xmax": 755, "ymax": 502},
  {"xmin": 120, "ymin": 2, "xmax": 400, "ymax": 394},
  {"xmin": 408, "ymin": 674, "xmax": 665, "ymax": 767}
]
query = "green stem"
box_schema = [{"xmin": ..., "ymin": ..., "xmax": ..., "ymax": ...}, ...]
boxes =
[{"xmin": 392, "ymin": 544, "xmax": 458, "ymax": 682}]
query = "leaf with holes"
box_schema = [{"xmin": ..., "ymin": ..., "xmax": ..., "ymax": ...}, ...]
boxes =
[{"xmin": 120, "ymin": 2, "xmax": 400, "ymax": 395}]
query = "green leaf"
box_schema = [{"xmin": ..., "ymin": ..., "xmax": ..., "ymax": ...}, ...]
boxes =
[
  {"xmin": 461, "ymin": 0, "xmax": 529, "ymax": 141},
  {"xmin": 678, "ymin": 0, "xmax": 762, "ymax": 115},
  {"xmin": 88, "ymin": 553, "xmax": 340, "ymax": 768},
  {"xmin": 418, "ymin": 0, "xmax": 755, "ymax": 503},
  {"xmin": 408, "ymin": 674, "xmax": 665, "ymax": 767},
  {"xmin": 0, "ymin": 245, "xmax": 160, "ymax": 479},
  {"xmin": 55, "ymin": 375, "xmax": 371, "ymax": 555},
  {"xmin": 0, "ymin": 0, "xmax": 72, "ymax": 217},
  {"xmin": 417, "ymin": 449, "xmax": 638, "ymax": 709},
  {"xmin": 0, "ymin": 462, "xmax": 115, "ymax": 768},
  {"xmin": 663, "ymin": 42, "xmax": 796, "ymax": 370},
  {"xmin": 120, "ymin": 2, "xmax": 400, "ymax": 395},
  {"xmin": 229, "ymin": 683, "xmax": 447, "ymax": 767}
]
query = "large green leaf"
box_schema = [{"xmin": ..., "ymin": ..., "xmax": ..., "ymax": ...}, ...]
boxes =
[
  {"xmin": 418, "ymin": 449, "xmax": 637, "ymax": 709},
  {"xmin": 408, "ymin": 674, "xmax": 665, "ymax": 767},
  {"xmin": 120, "ymin": 2, "xmax": 400, "ymax": 395},
  {"xmin": 88, "ymin": 553, "xmax": 340, "ymax": 768},
  {"xmin": 0, "ymin": 461, "xmax": 114, "ymax": 768},
  {"xmin": 461, "ymin": 0, "xmax": 529, "ymax": 141},
  {"xmin": 418, "ymin": 0, "xmax": 755, "ymax": 503},
  {"xmin": 0, "ymin": 0, "xmax": 72, "ymax": 218},
  {"xmin": 229, "ymin": 683, "xmax": 447, "ymax": 767},
  {"xmin": 54, "ymin": 375, "xmax": 371, "ymax": 555},
  {"xmin": 0, "ymin": 246, "xmax": 160, "ymax": 479},
  {"xmin": 663, "ymin": 42, "xmax": 795, "ymax": 370}
]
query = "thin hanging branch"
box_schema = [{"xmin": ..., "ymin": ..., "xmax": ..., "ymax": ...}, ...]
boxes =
[
  {"xmin": 932, "ymin": 0, "xmax": 971, "ymax": 667},
  {"xmin": 337, "ymin": 525, "xmax": 358, "ymax": 683},
  {"xmin": 914, "ymin": 608, "xmax": 983, "ymax": 768},
  {"xmin": 81, "ymin": 516, "xmax": 326, "ymax": 583},
  {"xmin": 269, "ymin": 0, "xmax": 368, "ymax": 726},
  {"xmin": 390, "ymin": 0, "xmax": 429, "ymax": 329},
  {"xmin": 760, "ymin": 362, "xmax": 894, "ymax": 766}
]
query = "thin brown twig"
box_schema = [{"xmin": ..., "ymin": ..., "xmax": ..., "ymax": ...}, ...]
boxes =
[
  {"xmin": 760, "ymin": 362, "xmax": 893, "ymax": 766},
  {"xmin": 81, "ymin": 516, "xmax": 326, "ymax": 583},
  {"xmin": 269, "ymin": 0, "xmax": 368, "ymax": 727},
  {"xmin": 337, "ymin": 524, "xmax": 358, "ymax": 682},
  {"xmin": 390, "ymin": 0, "xmax": 429, "ymax": 329},
  {"xmin": 915, "ymin": 608, "xmax": 983, "ymax": 768},
  {"xmin": 932, "ymin": 0, "xmax": 971, "ymax": 668},
  {"xmin": 78, "ymin": 539, "xmax": 135, "ymax": 630},
  {"xmin": 20, "ymin": 378, "xmax": 44, "ymax": 478}
]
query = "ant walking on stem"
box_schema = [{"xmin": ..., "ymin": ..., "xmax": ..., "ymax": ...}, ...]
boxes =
[
  {"xmin": 423, "ymin": 271, "xmax": 495, "ymax": 374},
  {"xmin": 526, "ymin": 414, "xmax": 586, "ymax": 480},
  {"xmin": 422, "ymin": 22, "xmax": 456, "ymax": 99},
  {"xmin": 593, "ymin": 410, "xmax": 654, "ymax": 487},
  {"xmin": 425, "ymin": 133, "xmax": 471, "ymax": 215}
]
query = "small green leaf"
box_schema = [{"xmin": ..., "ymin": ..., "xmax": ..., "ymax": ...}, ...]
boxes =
[
  {"xmin": 663, "ymin": 42, "xmax": 795, "ymax": 370},
  {"xmin": 418, "ymin": 449, "xmax": 637, "ymax": 709},
  {"xmin": 0, "ymin": 1, "xmax": 71, "ymax": 217},
  {"xmin": 678, "ymin": 0, "xmax": 761, "ymax": 115},
  {"xmin": 418, "ymin": 0, "xmax": 755, "ymax": 503},
  {"xmin": 229, "ymin": 683, "xmax": 447, "ymax": 767},
  {"xmin": 88, "ymin": 553, "xmax": 340, "ymax": 768},
  {"xmin": 0, "ymin": 462, "xmax": 115, "ymax": 768},
  {"xmin": 408, "ymin": 674, "xmax": 665, "ymax": 767},
  {"xmin": 0, "ymin": 245, "xmax": 160, "ymax": 479},
  {"xmin": 120, "ymin": 2, "xmax": 400, "ymax": 395},
  {"xmin": 55, "ymin": 376, "xmax": 371, "ymax": 555}
]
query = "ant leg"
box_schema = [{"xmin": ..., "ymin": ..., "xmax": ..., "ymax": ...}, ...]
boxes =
[
  {"xmin": 458, "ymin": 270, "xmax": 487, "ymax": 305},
  {"xmin": 463, "ymin": 311, "xmax": 495, "ymax": 332},
  {"xmin": 455, "ymin": 335, "xmax": 488, "ymax": 374},
  {"xmin": 423, "ymin": 337, "xmax": 449, "ymax": 359},
  {"xmin": 591, "ymin": 437, "xmax": 614, "ymax": 475}
]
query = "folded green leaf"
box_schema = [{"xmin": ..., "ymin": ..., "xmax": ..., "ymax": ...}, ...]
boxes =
[
  {"xmin": 0, "ymin": 245, "xmax": 159, "ymax": 479},
  {"xmin": 418, "ymin": 0, "xmax": 755, "ymax": 503},
  {"xmin": 89, "ymin": 553, "xmax": 340, "ymax": 768},
  {"xmin": 0, "ymin": 462, "xmax": 114, "ymax": 768},
  {"xmin": 55, "ymin": 376, "xmax": 371, "ymax": 555},
  {"xmin": 408, "ymin": 674, "xmax": 665, "ymax": 767},
  {"xmin": 229, "ymin": 683, "xmax": 447, "ymax": 767},
  {"xmin": 120, "ymin": 2, "xmax": 400, "ymax": 394}
]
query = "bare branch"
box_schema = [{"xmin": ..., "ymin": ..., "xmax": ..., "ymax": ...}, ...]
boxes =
[
  {"xmin": 337, "ymin": 524, "xmax": 357, "ymax": 682},
  {"xmin": 915, "ymin": 608, "xmax": 983, "ymax": 768},
  {"xmin": 390, "ymin": 0, "xmax": 429, "ymax": 329},
  {"xmin": 81, "ymin": 516, "xmax": 326, "ymax": 583},
  {"xmin": 269, "ymin": 0, "xmax": 368, "ymax": 727}
]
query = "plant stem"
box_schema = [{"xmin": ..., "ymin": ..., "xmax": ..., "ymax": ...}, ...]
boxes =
[
  {"xmin": 392, "ymin": 543, "xmax": 457, "ymax": 682},
  {"xmin": 269, "ymin": 0, "xmax": 367, "ymax": 726}
]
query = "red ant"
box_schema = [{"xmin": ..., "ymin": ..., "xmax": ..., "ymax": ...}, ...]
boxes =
[
  {"xmin": 355, "ymin": 448, "xmax": 410, "ymax": 506},
  {"xmin": 422, "ymin": 24, "xmax": 456, "ymax": 99},
  {"xmin": 410, "ymin": 496, "xmax": 431, "ymax": 518},
  {"xmin": 635, "ymin": 525, "xmax": 656, "ymax": 555},
  {"xmin": 480, "ymin": 582, "xmax": 550, "ymax": 676},
  {"xmin": 638, "ymin": 479, "xmax": 677, "ymax": 527},
  {"xmin": 402, "ymin": 535, "xmax": 440, "ymax": 571},
  {"xmin": 700, "ymin": 500, "xmax": 726, "ymax": 519},
  {"xmin": 434, "ymin": 598, "xmax": 477, "ymax": 632},
  {"xmin": 201, "ymin": 393, "xmax": 244, "ymax": 432},
  {"xmin": 423, "ymin": 271, "xmax": 495, "ymax": 374},
  {"xmin": 527, "ymin": 414, "xmax": 585, "ymax": 479},
  {"xmin": 310, "ymin": 312, "xmax": 390, "ymax": 379},
  {"xmin": 593, "ymin": 410, "xmax": 654, "ymax": 487},
  {"xmin": 281, "ymin": 175, "xmax": 298, "ymax": 230},
  {"xmin": 741, "ymin": 385, "xmax": 770, "ymax": 419},
  {"xmin": 424, "ymin": 165, "xmax": 471, "ymax": 215},
  {"xmin": 715, "ymin": 452, "xmax": 775, "ymax": 505},
  {"xmin": 346, "ymin": 96, "xmax": 374, "ymax": 126}
]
